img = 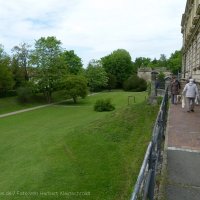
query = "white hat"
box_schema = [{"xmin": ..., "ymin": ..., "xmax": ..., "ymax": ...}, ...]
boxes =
[{"xmin": 189, "ymin": 79, "xmax": 194, "ymax": 83}]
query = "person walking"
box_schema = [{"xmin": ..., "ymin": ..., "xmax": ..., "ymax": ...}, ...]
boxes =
[
  {"xmin": 182, "ymin": 79, "xmax": 199, "ymax": 112},
  {"xmin": 171, "ymin": 76, "xmax": 181, "ymax": 104}
]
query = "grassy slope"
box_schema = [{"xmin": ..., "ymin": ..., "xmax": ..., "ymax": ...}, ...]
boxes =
[{"xmin": 0, "ymin": 91, "xmax": 158, "ymax": 200}]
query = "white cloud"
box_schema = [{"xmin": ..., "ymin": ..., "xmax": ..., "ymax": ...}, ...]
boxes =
[{"xmin": 0, "ymin": 0, "xmax": 186, "ymax": 66}]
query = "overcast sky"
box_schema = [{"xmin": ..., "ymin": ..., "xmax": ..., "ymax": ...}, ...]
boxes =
[{"xmin": 0, "ymin": 0, "xmax": 186, "ymax": 67}]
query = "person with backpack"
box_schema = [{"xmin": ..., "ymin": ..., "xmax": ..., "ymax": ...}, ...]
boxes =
[{"xmin": 182, "ymin": 79, "xmax": 199, "ymax": 112}]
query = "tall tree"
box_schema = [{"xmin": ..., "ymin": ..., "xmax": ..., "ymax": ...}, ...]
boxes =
[
  {"xmin": 101, "ymin": 49, "xmax": 133, "ymax": 87},
  {"xmin": 10, "ymin": 57, "xmax": 25, "ymax": 88},
  {"xmin": 0, "ymin": 45, "xmax": 14, "ymax": 95},
  {"xmin": 86, "ymin": 60, "xmax": 108, "ymax": 92},
  {"xmin": 12, "ymin": 42, "xmax": 31, "ymax": 81},
  {"xmin": 107, "ymin": 73, "xmax": 117, "ymax": 91},
  {"xmin": 31, "ymin": 36, "xmax": 67, "ymax": 102},
  {"xmin": 133, "ymin": 57, "xmax": 151, "ymax": 71},
  {"xmin": 167, "ymin": 50, "xmax": 182, "ymax": 74},
  {"xmin": 158, "ymin": 54, "xmax": 168, "ymax": 68},
  {"xmin": 62, "ymin": 50, "xmax": 83, "ymax": 75}
]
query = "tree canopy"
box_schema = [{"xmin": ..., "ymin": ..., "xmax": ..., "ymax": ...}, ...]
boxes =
[
  {"xmin": 62, "ymin": 50, "xmax": 83, "ymax": 75},
  {"xmin": 31, "ymin": 36, "xmax": 68, "ymax": 102},
  {"xmin": 101, "ymin": 49, "xmax": 133, "ymax": 87},
  {"xmin": 133, "ymin": 50, "xmax": 182, "ymax": 75},
  {"xmin": 167, "ymin": 50, "xmax": 182, "ymax": 74},
  {"xmin": 62, "ymin": 75, "xmax": 88, "ymax": 103},
  {"xmin": 86, "ymin": 60, "xmax": 108, "ymax": 92},
  {"xmin": 12, "ymin": 42, "xmax": 31, "ymax": 81},
  {"xmin": 0, "ymin": 45, "xmax": 14, "ymax": 95},
  {"xmin": 0, "ymin": 37, "xmax": 183, "ymax": 101}
]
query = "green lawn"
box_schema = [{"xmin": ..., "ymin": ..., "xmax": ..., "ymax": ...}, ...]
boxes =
[
  {"xmin": 0, "ymin": 91, "xmax": 65, "ymax": 115},
  {"xmin": 0, "ymin": 91, "xmax": 158, "ymax": 200},
  {"xmin": 0, "ymin": 96, "xmax": 43, "ymax": 115}
]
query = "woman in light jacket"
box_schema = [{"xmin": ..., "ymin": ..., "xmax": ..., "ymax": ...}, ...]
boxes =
[{"xmin": 182, "ymin": 79, "xmax": 199, "ymax": 112}]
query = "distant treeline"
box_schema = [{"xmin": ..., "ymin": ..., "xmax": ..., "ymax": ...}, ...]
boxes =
[{"xmin": 0, "ymin": 36, "xmax": 181, "ymax": 102}]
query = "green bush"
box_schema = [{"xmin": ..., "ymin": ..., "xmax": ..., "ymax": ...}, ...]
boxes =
[
  {"xmin": 157, "ymin": 96, "xmax": 163, "ymax": 105},
  {"xmin": 94, "ymin": 98, "xmax": 115, "ymax": 112},
  {"xmin": 123, "ymin": 75, "xmax": 147, "ymax": 92},
  {"xmin": 17, "ymin": 86, "xmax": 33, "ymax": 103}
]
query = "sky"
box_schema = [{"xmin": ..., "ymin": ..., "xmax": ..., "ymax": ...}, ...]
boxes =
[{"xmin": 0, "ymin": 0, "xmax": 186, "ymax": 67}]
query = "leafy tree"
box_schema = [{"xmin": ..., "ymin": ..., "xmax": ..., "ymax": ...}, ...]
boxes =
[
  {"xmin": 107, "ymin": 73, "xmax": 117, "ymax": 91},
  {"xmin": 11, "ymin": 42, "xmax": 31, "ymax": 81},
  {"xmin": 0, "ymin": 45, "xmax": 14, "ymax": 96},
  {"xmin": 10, "ymin": 57, "xmax": 26, "ymax": 88},
  {"xmin": 148, "ymin": 58, "xmax": 160, "ymax": 68},
  {"xmin": 158, "ymin": 54, "xmax": 168, "ymax": 68},
  {"xmin": 133, "ymin": 57, "xmax": 151, "ymax": 71},
  {"xmin": 167, "ymin": 50, "xmax": 182, "ymax": 74},
  {"xmin": 101, "ymin": 49, "xmax": 133, "ymax": 87},
  {"xmin": 86, "ymin": 60, "xmax": 108, "ymax": 92},
  {"xmin": 62, "ymin": 75, "xmax": 87, "ymax": 103},
  {"xmin": 61, "ymin": 50, "xmax": 83, "ymax": 75},
  {"xmin": 31, "ymin": 36, "xmax": 67, "ymax": 102}
]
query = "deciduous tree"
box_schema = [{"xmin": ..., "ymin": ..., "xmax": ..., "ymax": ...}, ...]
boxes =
[
  {"xmin": 167, "ymin": 50, "xmax": 182, "ymax": 74},
  {"xmin": 0, "ymin": 45, "xmax": 14, "ymax": 95},
  {"xmin": 86, "ymin": 60, "xmax": 108, "ymax": 92},
  {"xmin": 101, "ymin": 49, "xmax": 133, "ymax": 87},
  {"xmin": 12, "ymin": 42, "xmax": 31, "ymax": 81},
  {"xmin": 31, "ymin": 36, "xmax": 67, "ymax": 102},
  {"xmin": 62, "ymin": 50, "xmax": 83, "ymax": 75},
  {"xmin": 62, "ymin": 75, "xmax": 87, "ymax": 103}
]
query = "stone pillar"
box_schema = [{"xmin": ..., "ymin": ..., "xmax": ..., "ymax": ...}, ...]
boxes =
[
  {"xmin": 165, "ymin": 76, "xmax": 172, "ymax": 96},
  {"xmin": 165, "ymin": 77, "xmax": 171, "ymax": 90},
  {"xmin": 149, "ymin": 71, "xmax": 158, "ymax": 104}
]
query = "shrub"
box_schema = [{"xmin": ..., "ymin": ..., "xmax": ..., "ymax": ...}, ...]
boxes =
[
  {"xmin": 17, "ymin": 86, "xmax": 33, "ymax": 103},
  {"xmin": 6, "ymin": 90, "xmax": 17, "ymax": 97},
  {"xmin": 0, "ymin": 90, "xmax": 17, "ymax": 98},
  {"xmin": 94, "ymin": 98, "xmax": 115, "ymax": 112},
  {"xmin": 123, "ymin": 75, "xmax": 147, "ymax": 92}
]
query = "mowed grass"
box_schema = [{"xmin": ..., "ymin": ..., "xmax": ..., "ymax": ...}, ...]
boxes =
[
  {"xmin": 0, "ymin": 91, "xmax": 158, "ymax": 200},
  {"xmin": 0, "ymin": 96, "xmax": 44, "ymax": 115},
  {"xmin": 0, "ymin": 91, "xmax": 65, "ymax": 115}
]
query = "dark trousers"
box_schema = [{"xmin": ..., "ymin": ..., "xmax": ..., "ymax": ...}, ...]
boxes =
[
  {"xmin": 171, "ymin": 94, "xmax": 177, "ymax": 104},
  {"xmin": 186, "ymin": 97, "xmax": 195, "ymax": 111}
]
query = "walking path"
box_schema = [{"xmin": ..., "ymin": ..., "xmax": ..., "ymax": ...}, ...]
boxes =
[
  {"xmin": 0, "ymin": 104, "xmax": 52, "ymax": 118},
  {"xmin": 0, "ymin": 99, "xmax": 72, "ymax": 118},
  {"xmin": 0, "ymin": 93, "xmax": 99, "ymax": 119},
  {"xmin": 166, "ymin": 103, "xmax": 200, "ymax": 200}
]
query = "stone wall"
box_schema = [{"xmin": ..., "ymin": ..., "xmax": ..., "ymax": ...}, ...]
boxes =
[{"xmin": 137, "ymin": 67, "xmax": 171, "ymax": 82}]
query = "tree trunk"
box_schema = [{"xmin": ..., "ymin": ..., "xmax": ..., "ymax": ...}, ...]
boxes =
[{"xmin": 73, "ymin": 97, "xmax": 77, "ymax": 104}]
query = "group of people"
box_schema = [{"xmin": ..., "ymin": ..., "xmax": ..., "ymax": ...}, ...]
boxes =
[{"xmin": 170, "ymin": 76, "xmax": 199, "ymax": 112}]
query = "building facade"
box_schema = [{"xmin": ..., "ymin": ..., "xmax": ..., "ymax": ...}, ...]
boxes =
[{"xmin": 181, "ymin": 0, "xmax": 200, "ymax": 82}]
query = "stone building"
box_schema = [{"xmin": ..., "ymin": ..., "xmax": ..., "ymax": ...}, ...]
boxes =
[{"xmin": 181, "ymin": 0, "xmax": 200, "ymax": 82}]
